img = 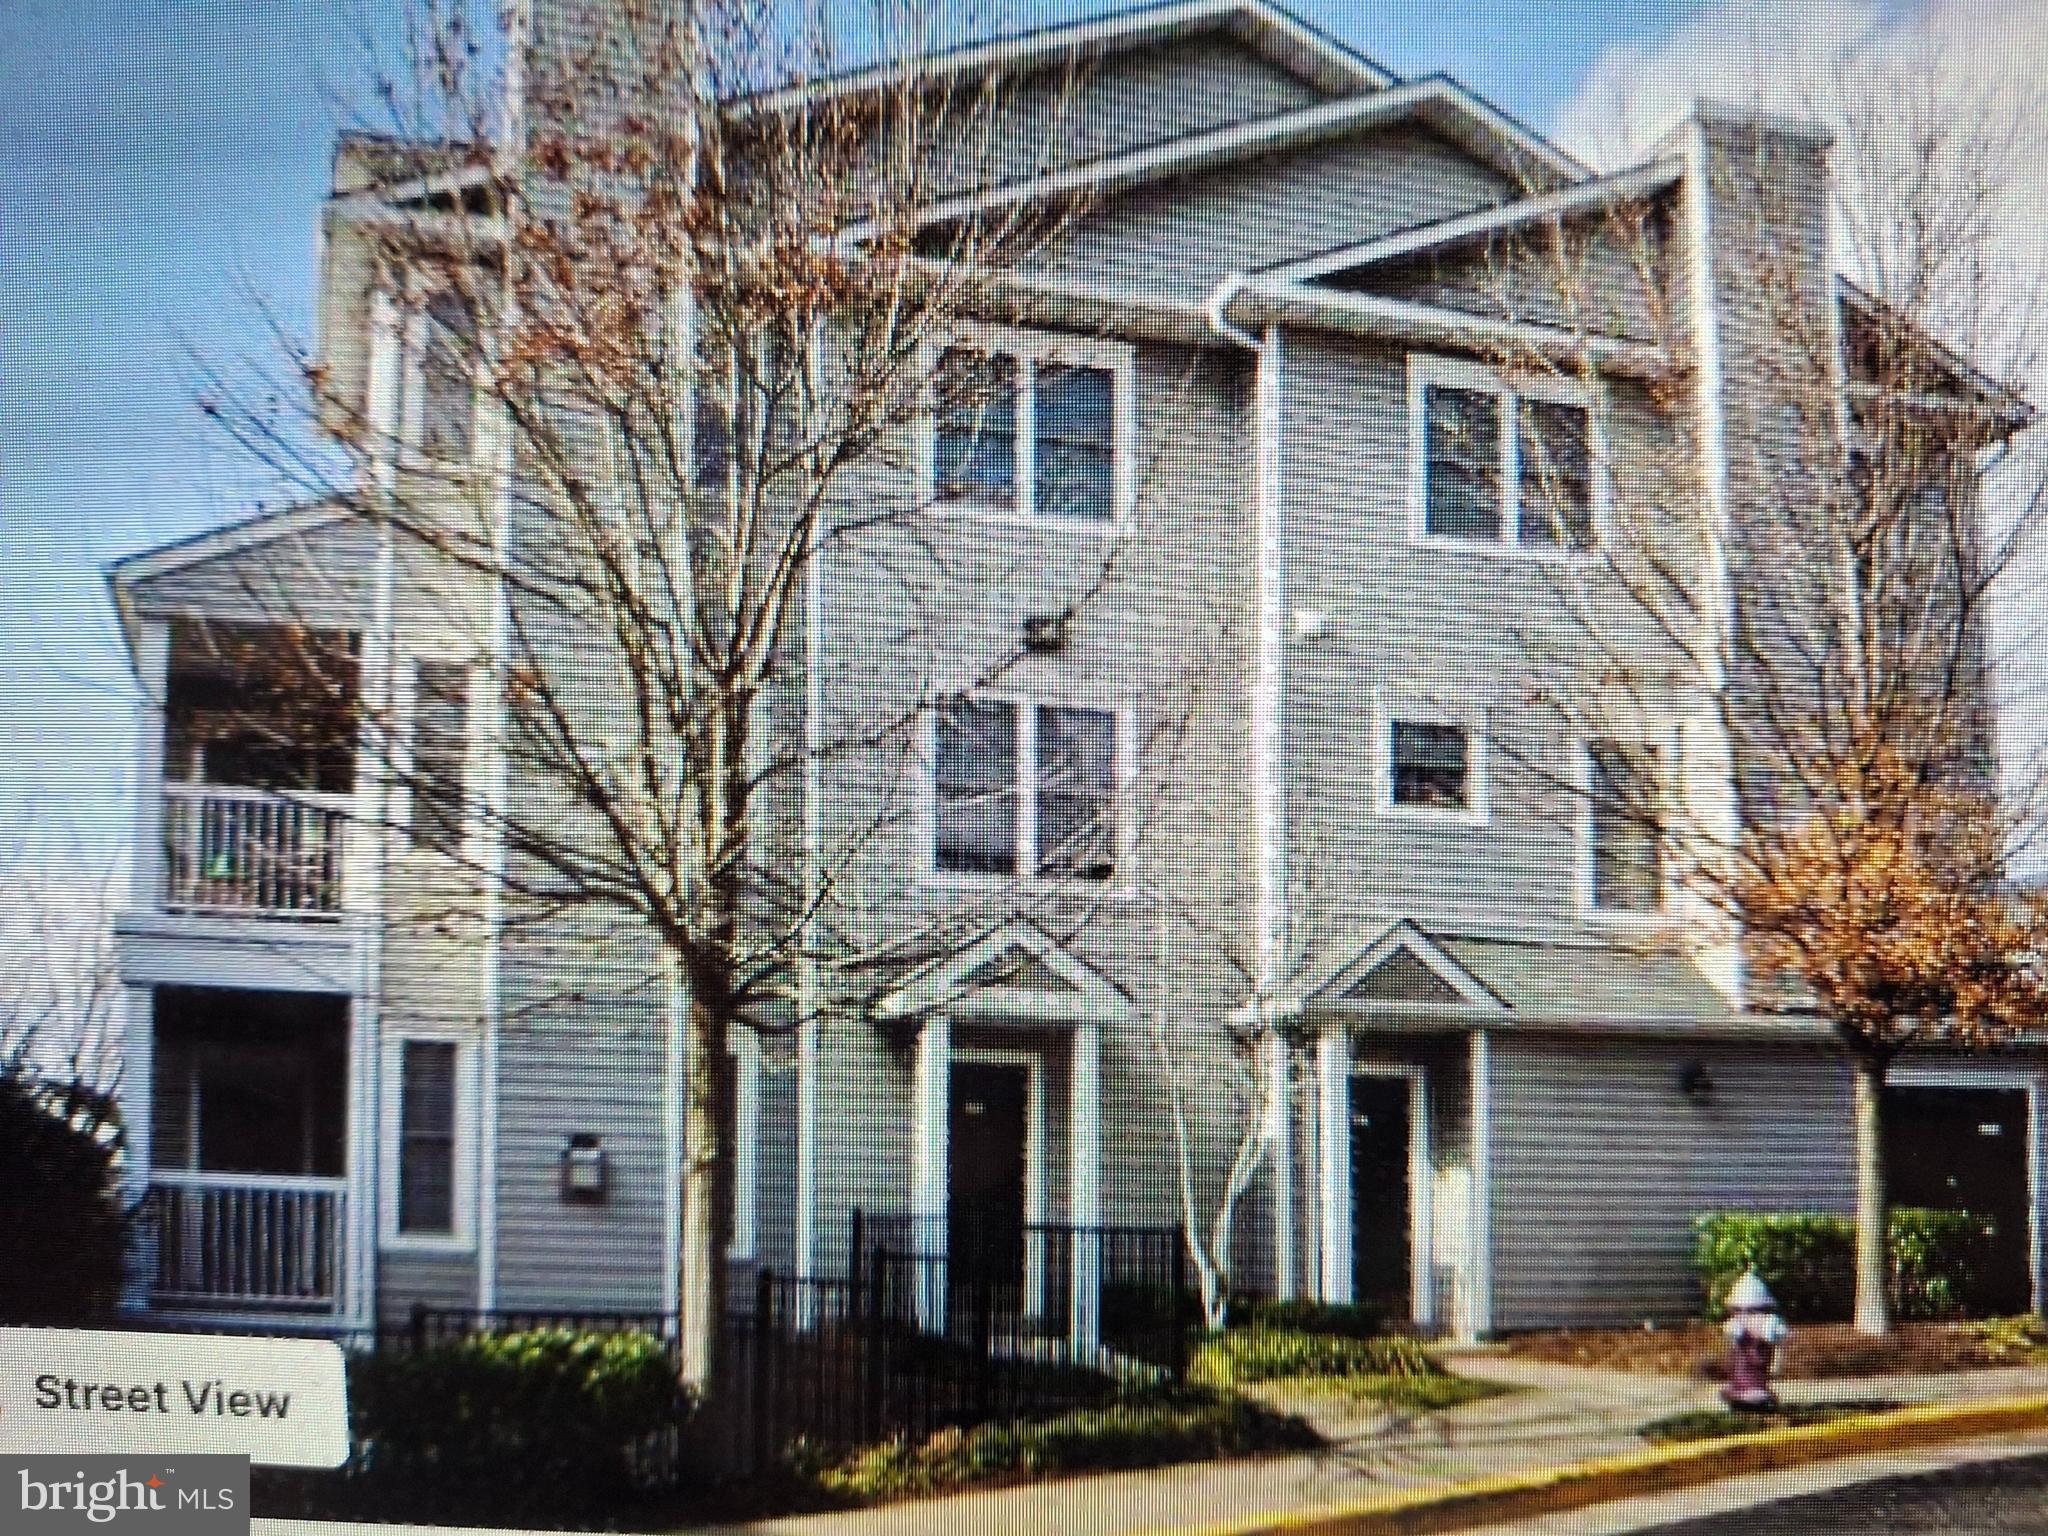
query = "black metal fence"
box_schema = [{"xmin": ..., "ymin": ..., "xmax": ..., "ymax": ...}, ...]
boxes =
[{"xmin": 391, "ymin": 1210, "xmax": 1189, "ymax": 1477}]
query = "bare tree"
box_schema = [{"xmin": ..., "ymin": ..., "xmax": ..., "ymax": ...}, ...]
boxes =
[
  {"xmin": 194, "ymin": 0, "xmax": 1220, "ymax": 1412},
  {"xmin": 1433, "ymin": 62, "xmax": 2048, "ymax": 1334}
]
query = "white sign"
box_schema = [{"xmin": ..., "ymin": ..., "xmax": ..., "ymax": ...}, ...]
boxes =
[{"xmin": 0, "ymin": 1329, "xmax": 348, "ymax": 1468}]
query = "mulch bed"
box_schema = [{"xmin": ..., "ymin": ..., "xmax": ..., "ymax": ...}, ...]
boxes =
[{"xmin": 1501, "ymin": 1321, "xmax": 2038, "ymax": 1380}]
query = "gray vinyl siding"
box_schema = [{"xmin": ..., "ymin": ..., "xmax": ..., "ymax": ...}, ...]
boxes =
[
  {"xmin": 378, "ymin": 1251, "xmax": 478, "ymax": 1325},
  {"xmin": 128, "ymin": 518, "xmax": 378, "ymax": 632},
  {"xmin": 1486, "ymin": 1031, "xmax": 1856, "ymax": 1329},
  {"xmin": 1034, "ymin": 126, "xmax": 1513, "ymax": 298}
]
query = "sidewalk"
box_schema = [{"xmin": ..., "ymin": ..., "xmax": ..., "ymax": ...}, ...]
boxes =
[{"xmin": 685, "ymin": 1354, "xmax": 2048, "ymax": 1536}]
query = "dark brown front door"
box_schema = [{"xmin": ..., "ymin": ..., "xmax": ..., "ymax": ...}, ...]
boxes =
[
  {"xmin": 949, "ymin": 1061, "xmax": 1030, "ymax": 1293},
  {"xmin": 1350, "ymin": 1074, "xmax": 1413, "ymax": 1319},
  {"xmin": 1885, "ymin": 1085, "xmax": 2032, "ymax": 1315}
]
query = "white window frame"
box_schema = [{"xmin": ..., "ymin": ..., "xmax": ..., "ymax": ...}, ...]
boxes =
[
  {"xmin": 919, "ymin": 323, "xmax": 1136, "ymax": 531},
  {"xmin": 1407, "ymin": 353, "xmax": 1609, "ymax": 558},
  {"xmin": 1376, "ymin": 693, "xmax": 1490, "ymax": 826},
  {"xmin": 394, "ymin": 655, "xmax": 484, "ymax": 861},
  {"xmin": 1576, "ymin": 733, "xmax": 1675, "ymax": 924},
  {"xmin": 922, "ymin": 693, "xmax": 1137, "ymax": 889},
  {"xmin": 379, "ymin": 1029, "xmax": 481, "ymax": 1254},
  {"xmin": 399, "ymin": 293, "xmax": 484, "ymax": 474}
]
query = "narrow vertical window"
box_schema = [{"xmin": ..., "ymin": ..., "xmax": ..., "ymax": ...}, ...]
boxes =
[
  {"xmin": 1035, "ymin": 706, "xmax": 1118, "ymax": 879},
  {"xmin": 1424, "ymin": 385, "xmax": 1503, "ymax": 540},
  {"xmin": 934, "ymin": 350, "xmax": 1018, "ymax": 504},
  {"xmin": 411, "ymin": 661, "xmax": 470, "ymax": 845},
  {"xmin": 934, "ymin": 699, "xmax": 1019, "ymax": 874},
  {"xmin": 398, "ymin": 1040, "xmax": 458, "ymax": 1235},
  {"xmin": 419, "ymin": 292, "xmax": 477, "ymax": 462},
  {"xmin": 1035, "ymin": 364, "xmax": 1116, "ymax": 521},
  {"xmin": 1519, "ymin": 399, "xmax": 1594, "ymax": 549},
  {"xmin": 1588, "ymin": 742, "xmax": 1663, "ymax": 913}
]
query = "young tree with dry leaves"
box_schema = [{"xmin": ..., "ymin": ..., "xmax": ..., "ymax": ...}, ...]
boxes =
[
  {"xmin": 1450, "ymin": 65, "xmax": 2048, "ymax": 1334},
  {"xmin": 199, "ymin": 0, "xmax": 1201, "ymax": 1410}
]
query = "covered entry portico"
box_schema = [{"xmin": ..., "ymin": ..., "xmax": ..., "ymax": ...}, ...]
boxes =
[{"xmin": 875, "ymin": 925, "xmax": 1126, "ymax": 1358}]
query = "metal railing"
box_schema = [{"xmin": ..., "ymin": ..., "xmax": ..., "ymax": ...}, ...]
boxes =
[
  {"xmin": 148, "ymin": 1170, "xmax": 349, "ymax": 1313},
  {"xmin": 161, "ymin": 783, "xmax": 348, "ymax": 916}
]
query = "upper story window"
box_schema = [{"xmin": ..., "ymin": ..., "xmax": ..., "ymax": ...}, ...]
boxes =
[
  {"xmin": 417, "ymin": 292, "xmax": 478, "ymax": 463},
  {"xmin": 929, "ymin": 333, "xmax": 1128, "ymax": 524},
  {"xmin": 1412, "ymin": 356, "xmax": 1600, "ymax": 554},
  {"xmin": 932, "ymin": 697, "xmax": 1122, "ymax": 881},
  {"xmin": 1585, "ymin": 740, "xmax": 1664, "ymax": 915},
  {"xmin": 409, "ymin": 659, "xmax": 471, "ymax": 847},
  {"xmin": 1390, "ymin": 721, "xmax": 1474, "ymax": 812}
]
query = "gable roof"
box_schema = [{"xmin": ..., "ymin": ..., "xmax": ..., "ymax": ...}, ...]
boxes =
[
  {"xmin": 1265, "ymin": 155, "xmax": 1683, "ymax": 285},
  {"xmin": 845, "ymin": 73, "xmax": 1583, "ymax": 244},
  {"xmin": 741, "ymin": 0, "xmax": 1395, "ymax": 117},
  {"xmin": 1311, "ymin": 920, "xmax": 1507, "ymax": 1009},
  {"xmin": 874, "ymin": 923, "xmax": 1133, "ymax": 1025}
]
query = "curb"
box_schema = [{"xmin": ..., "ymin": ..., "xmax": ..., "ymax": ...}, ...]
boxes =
[{"xmin": 1161, "ymin": 1394, "xmax": 2048, "ymax": 1536}]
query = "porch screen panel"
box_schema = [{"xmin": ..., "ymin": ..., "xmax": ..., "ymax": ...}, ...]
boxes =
[{"xmin": 399, "ymin": 1040, "xmax": 458, "ymax": 1235}]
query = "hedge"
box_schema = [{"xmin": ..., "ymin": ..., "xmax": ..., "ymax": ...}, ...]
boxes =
[
  {"xmin": 345, "ymin": 1328, "xmax": 686, "ymax": 1521},
  {"xmin": 1693, "ymin": 1209, "xmax": 1994, "ymax": 1322}
]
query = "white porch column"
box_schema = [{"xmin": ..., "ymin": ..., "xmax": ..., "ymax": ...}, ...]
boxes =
[
  {"xmin": 116, "ymin": 984, "xmax": 155, "ymax": 1312},
  {"xmin": 911, "ymin": 1014, "xmax": 951, "ymax": 1330},
  {"xmin": 1317, "ymin": 1029, "xmax": 1353, "ymax": 1304},
  {"xmin": 1267, "ymin": 1032, "xmax": 1298, "ymax": 1299},
  {"xmin": 1466, "ymin": 1029, "xmax": 1496, "ymax": 1340},
  {"xmin": 129, "ymin": 619, "xmax": 170, "ymax": 912},
  {"xmin": 1068, "ymin": 1021, "xmax": 1102, "ymax": 1357}
]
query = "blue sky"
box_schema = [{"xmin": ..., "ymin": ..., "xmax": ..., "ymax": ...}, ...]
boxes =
[{"xmin": 0, "ymin": 0, "xmax": 1711, "ymax": 857}]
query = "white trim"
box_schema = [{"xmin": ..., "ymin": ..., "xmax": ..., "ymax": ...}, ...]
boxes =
[
  {"xmin": 117, "ymin": 985, "xmax": 155, "ymax": 1311},
  {"xmin": 738, "ymin": 0, "xmax": 1394, "ymax": 117},
  {"xmin": 731, "ymin": 1029, "xmax": 762, "ymax": 1262},
  {"xmin": 1252, "ymin": 327, "xmax": 1291, "ymax": 993},
  {"xmin": 919, "ymin": 693, "xmax": 1138, "ymax": 894},
  {"xmin": 1269, "ymin": 157, "xmax": 1685, "ymax": 284},
  {"xmin": 1406, "ymin": 352, "xmax": 1611, "ymax": 561},
  {"xmin": 1887, "ymin": 1064, "xmax": 2047, "ymax": 1314},
  {"xmin": 1316, "ymin": 1030, "xmax": 1352, "ymax": 1303},
  {"xmin": 1230, "ymin": 282, "xmax": 1668, "ymax": 376},
  {"xmin": 878, "ymin": 921, "xmax": 1133, "ymax": 1025},
  {"xmin": 109, "ymin": 502, "xmax": 354, "ymax": 591},
  {"xmin": 796, "ymin": 329, "xmax": 827, "ymax": 1285},
  {"xmin": 918, "ymin": 324, "xmax": 1135, "ymax": 532},
  {"xmin": 661, "ymin": 952, "xmax": 687, "ymax": 1317},
  {"xmin": 1311, "ymin": 919, "xmax": 1504, "ymax": 1010},
  {"xmin": 1466, "ymin": 1029, "xmax": 1495, "ymax": 1339},
  {"xmin": 1376, "ymin": 697, "xmax": 1491, "ymax": 826},
  {"xmin": 128, "ymin": 621, "xmax": 171, "ymax": 910},
  {"xmin": 1266, "ymin": 1032, "xmax": 1298, "ymax": 1300},
  {"xmin": 1347, "ymin": 1058, "xmax": 1435, "ymax": 1330},
  {"xmin": 842, "ymin": 76, "xmax": 1576, "ymax": 242},
  {"xmin": 378, "ymin": 1029, "xmax": 482, "ymax": 1254}
]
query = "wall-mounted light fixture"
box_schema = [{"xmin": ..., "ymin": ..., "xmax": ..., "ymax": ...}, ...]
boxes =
[
  {"xmin": 1677, "ymin": 1058, "xmax": 1716, "ymax": 1106},
  {"xmin": 560, "ymin": 1133, "xmax": 609, "ymax": 1203}
]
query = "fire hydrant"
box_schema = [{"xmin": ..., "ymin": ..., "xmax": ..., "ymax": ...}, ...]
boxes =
[{"xmin": 1720, "ymin": 1270, "xmax": 1789, "ymax": 1411}]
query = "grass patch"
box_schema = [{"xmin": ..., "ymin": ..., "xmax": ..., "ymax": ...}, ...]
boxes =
[
  {"xmin": 787, "ymin": 1386, "xmax": 1318, "ymax": 1504},
  {"xmin": 1639, "ymin": 1400, "xmax": 1903, "ymax": 1444},
  {"xmin": 1188, "ymin": 1327, "xmax": 1502, "ymax": 1411},
  {"xmin": 1973, "ymin": 1314, "xmax": 2048, "ymax": 1364}
]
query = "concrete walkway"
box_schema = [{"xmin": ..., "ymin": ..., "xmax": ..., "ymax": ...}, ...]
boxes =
[{"xmin": 676, "ymin": 1355, "xmax": 2048, "ymax": 1536}]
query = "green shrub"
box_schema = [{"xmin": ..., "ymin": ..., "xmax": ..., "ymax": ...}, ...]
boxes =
[
  {"xmin": 1189, "ymin": 1327, "xmax": 1437, "ymax": 1389},
  {"xmin": 1693, "ymin": 1209, "xmax": 1994, "ymax": 1322},
  {"xmin": 0, "ymin": 1055, "xmax": 129, "ymax": 1327},
  {"xmin": 348, "ymin": 1327, "xmax": 686, "ymax": 1521},
  {"xmin": 798, "ymin": 1387, "xmax": 1317, "ymax": 1503}
]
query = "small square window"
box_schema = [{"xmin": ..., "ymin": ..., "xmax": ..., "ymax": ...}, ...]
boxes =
[{"xmin": 1390, "ymin": 721, "xmax": 1472, "ymax": 811}]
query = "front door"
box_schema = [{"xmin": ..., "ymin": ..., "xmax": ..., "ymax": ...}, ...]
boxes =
[
  {"xmin": 1885, "ymin": 1085, "xmax": 2032, "ymax": 1314},
  {"xmin": 1350, "ymin": 1074, "xmax": 1413, "ymax": 1319},
  {"xmin": 949, "ymin": 1061, "xmax": 1031, "ymax": 1302}
]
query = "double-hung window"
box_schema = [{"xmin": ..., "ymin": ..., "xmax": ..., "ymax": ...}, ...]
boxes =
[
  {"xmin": 931, "ymin": 337, "xmax": 1123, "ymax": 523},
  {"xmin": 417, "ymin": 292, "xmax": 478, "ymax": 463},
  {"xmin": 409, "ymin": 660, "xmax": 471, "ymax": 847},
  {"xmin": 1388, "ymin": 720, "xmax": 1476, "ymax": 814},
  {"xmin": 932, "ymin": 699, "xmax": 1121, "ymax": 880},
  {"xmin": 1585, "ymin": 740, "xmax": 1664, "ymax": 914},
  {"xmin": 1414, "ymin": 358, "xmax": 1599, "ymax": 552},
  {"xmin": 383, "ymin": 1034, "xmax": 475, "ymax": 1247}
]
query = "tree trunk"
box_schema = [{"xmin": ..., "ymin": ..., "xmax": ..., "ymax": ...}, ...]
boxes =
[
  {"xmin": 677, "ymin": 983, "xmax": 738, "ymax": 1398},
  {"xmin": 1851, "ymin": 1052, "xmax": 1892, "ymax": 1336}
]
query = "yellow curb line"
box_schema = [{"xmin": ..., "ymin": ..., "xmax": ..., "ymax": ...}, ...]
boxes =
[{"xmin": 1158, "ymin": 1394, "xmax": 2048, "ymax": 1536}]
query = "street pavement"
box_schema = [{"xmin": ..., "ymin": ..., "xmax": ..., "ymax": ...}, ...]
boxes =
[{"xmin": 1633, "ymin": 1447, "xmax": 2048, "ymax": 1533}]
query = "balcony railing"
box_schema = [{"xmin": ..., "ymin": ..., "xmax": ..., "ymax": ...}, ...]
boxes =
[
  {"xmin": 148, "ymin": 1170, "xmax": 348, "ymax": 1314},
  {"xmin": 161, "ymin": 784, "xmax": 348, "ymax": 917}
]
